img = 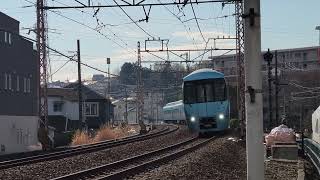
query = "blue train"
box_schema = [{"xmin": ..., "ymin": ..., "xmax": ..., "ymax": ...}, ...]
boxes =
[
  {"xmin": 162, "ymin": 100, "xmax": 186, "ymax": 124},
  {"xmin": 183, "ymin": 69, "xmax": 230, "ymax": 133}
]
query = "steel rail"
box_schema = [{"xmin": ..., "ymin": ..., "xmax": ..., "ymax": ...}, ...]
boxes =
[
  {"xmin": 52, "ymin": 136, "xmax": 215, "ymax": 180},
  {"xmin": 0, "ymin": 125, "xmax": 178, "ymax": 170}
]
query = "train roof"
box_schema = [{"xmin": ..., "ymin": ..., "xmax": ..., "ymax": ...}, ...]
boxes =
[
  {"xmin": 183, "ymin": 68, "xmax": 224, "ymax": 81},
  {"xmin": 163, "ymin": 100, "xmax": 183, "ymax": 110}
]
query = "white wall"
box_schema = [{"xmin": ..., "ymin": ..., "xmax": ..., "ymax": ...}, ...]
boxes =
[
  {"xmin": 312, "ymin": 106, "xmax": 320, "ymax": 144},
  {"xmin": 47, "ymin": 97, "xmax": 79, "ymax": 120},
  {"xmin": 65, "ymin": 101, "xmax": 79, "ymax": 120},
  {"xmin": 127, "ymin": 110, "xmax": 137, "ymax": 124},
  {"xmin": 48, "ymin": 97, "xmax": 64, "ymax": 116},
  {"xmin": 0, "ymin": 115, "xmax": 39, "ymax": 154}
]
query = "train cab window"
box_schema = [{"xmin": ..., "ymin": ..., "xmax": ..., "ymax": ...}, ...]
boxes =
[
  {"xmin": 184, "ymin": 82, "xmax": 196, "ymax": 104},
  {"xmin": 196, "ymin": 84, "xmax": 205, "ymax": 103},
  {"xmin": 214, "ymin": 79, "xmax": 226, "ymax": 101},
  {"xmin": 205, "ymin": 83, "xmax": 214, "ymax": 102}
]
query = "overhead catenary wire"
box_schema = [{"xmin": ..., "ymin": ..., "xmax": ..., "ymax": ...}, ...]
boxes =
[
  {"xmin": 189, "ymin": 1, "xmax": 206, "ymax": 44},
  {"xmin": 157, "ymin": 0, "xmax": 199, "ymax": 51},
  {"xmin": 113, "ymin": 0, "xmax": 155, "ymax": 39},
  {"xmin": 24, "ymin": 0, "xmax": 137, "ymax": 58}
]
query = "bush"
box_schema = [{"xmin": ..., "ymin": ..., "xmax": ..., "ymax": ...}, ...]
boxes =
[
  {"xmin": 71, "ymin": 130, "xmax": 91, "ymax": 146},
  {"xmin": 230, "ymin": 119, "xmax": 240, "ymax": 129},
  {"xmin": 92, "ymin": 125, "xmax": 117, "ymax": 143},
  {"xmin": 70, "ymin": 124, "xmax": 138, "ymax": 146}
]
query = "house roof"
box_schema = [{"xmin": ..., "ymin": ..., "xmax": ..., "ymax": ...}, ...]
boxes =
[
  {"xmin": 47, "ymin": 88, "xmax": 78, "ymax": 101},
  {"xmin": 64, "ymin": 83, "xmax": 110, "ymax": 102}
]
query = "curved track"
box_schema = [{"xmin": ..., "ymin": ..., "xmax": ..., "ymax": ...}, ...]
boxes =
[
  {"xmin": 51, "ymin": 136, "xmax": 215, "ymax": 180},
  {"xmin": 0, "ymin": 125, "xmax": 178, "ymax": 170}
]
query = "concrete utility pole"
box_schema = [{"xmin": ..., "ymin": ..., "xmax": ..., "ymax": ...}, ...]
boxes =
[
  {"xmin": 264, "ymin": 49, "xmax": 273, "ymax": 129},
  {"xmin": 107, "ymin": 58, "xmax": 113, "ymax": 124},
  {"xmin": 243, "ymin": 0, "xmax": 264, "ymax": 179},
  {"xmin": 124, "ymin": 87, "xmax": 128, "ymax": 124},
  {"xmin": 77, "ymin": 39, "xmax": 84, "ymax": 129},
  {"xmin": 275, "ymin": 51, "xmax": 279, "ymax": 126},
  {"xmin": 316, "ymin": 26, "xmax": 320, "ymax": 46}
]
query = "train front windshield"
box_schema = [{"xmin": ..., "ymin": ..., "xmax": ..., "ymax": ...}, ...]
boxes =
[{"xmin": 183, "ymin": 78, "xmax": 226, "ymax": 104}]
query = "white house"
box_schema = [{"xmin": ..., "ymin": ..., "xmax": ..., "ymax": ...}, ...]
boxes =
[
  {"xmin": 47, "ymin": 86, "xmax": 114, "ymax": 131},
  {"xmin": 112, "ymin": 91, "xmax": 164, "ymax": 125},
  {"xmin": 47, "ymin": 88, "xmax": 79, "ymax": 131},
  {"xmin": 113, "ymin": 97, "xmax": 137, "ymax": 125}
]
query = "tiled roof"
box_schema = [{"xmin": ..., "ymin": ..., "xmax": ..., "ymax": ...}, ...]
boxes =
[
  {"xmin": 47, "ymin": 88, "xmax": 78, "ymax": 101},
  {"xmin": 64, "ymin": 83, "xmax": 109, "ymax": 101}
]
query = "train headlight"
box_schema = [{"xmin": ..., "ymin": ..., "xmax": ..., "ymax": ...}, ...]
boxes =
[
  {"xmin": 218, "ymin": 114, "xmax": 225, "ymax": 120},
  {"xmin": 190, "ymin": 116, "xmax": 196, "ymax": 122}
]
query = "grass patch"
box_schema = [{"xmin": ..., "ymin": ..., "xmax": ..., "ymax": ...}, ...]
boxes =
[{"xmin": 70, "ymin": 124, "xmax": 137, "ymax": 146}]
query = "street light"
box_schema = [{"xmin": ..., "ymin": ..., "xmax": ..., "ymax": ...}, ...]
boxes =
[{"xmin": 316, "ymin": 26, "xmax": 320, "ymax": 46}]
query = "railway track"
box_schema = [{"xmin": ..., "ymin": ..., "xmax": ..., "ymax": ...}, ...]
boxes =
[
  {"xmin": 52, "ymin": 136, "xmax": 215, "ymax": 180},
  {"xmin": 0, "ymin": 125, "xmax": 178, "ymax": 170}
]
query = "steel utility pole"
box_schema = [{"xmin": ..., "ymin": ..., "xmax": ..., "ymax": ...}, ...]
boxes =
[
  {"xmin": 243, "ymin": 0, "xmax": 264, "ymax": 179},
  {"xmin": 264, "ymin": 49, "xmax": 273, "ymax": 130},
  {"xmin": 137, "ymin": 41, "xmax": 146, "ymax": 133},
  {"xmin": 37, "ymin": 0, "xmax": 49, "ymax": 150},
  {"xmin": 77, "ymin": 40, "xmax": 84, "ymax": 129},
  {"xmin": 235, "ymin": 0, "xmax": 246, "ymax": 138}
]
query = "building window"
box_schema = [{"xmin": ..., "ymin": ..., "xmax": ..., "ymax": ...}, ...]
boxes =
[
  {"xmin": 4, "ymin": 73, "xmax": 7, "ymax": 90},
  {"xmin": 23, "ymin": 77, "xmax": 27, "ymax": 93},
  {"xmin": 295, "ymin": 53, "xmax": 301, "ymax": 58},
  {"xmin": 16, "ymin": 76, "xmax": 20, "ymax": 91},
  {"xmin": 4, "ymin": 32, "xmax": 12, "ymax": 45},
  {"xmin": 27, "ymin": 78, "xmax": 31, "ymax": 93},
  {"xmin": 8, "ymin": 74, "xmax": 12, "ymax": 90},
  {"xmin": 53, "ymin": 102, "xmax": 63, "ymax": 112},
  {"xmin": 8, "ymin": 33, "xmax": 12, "ymax": 45},
  {"xmin": 303, "ymin": 52, "xmax": 307, "ymax": 61},
  {"xmin": 4, "ymin": 32, "xmax": 7, "ymax": 43},
  {"xmin": 84, "ymin": 102, "xmax": 99, "ymax": 116}
]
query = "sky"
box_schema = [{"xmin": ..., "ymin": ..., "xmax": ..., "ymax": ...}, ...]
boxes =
[{"xmin": 1, "ymin": 0, "xmax": 320, "ymax": 81}]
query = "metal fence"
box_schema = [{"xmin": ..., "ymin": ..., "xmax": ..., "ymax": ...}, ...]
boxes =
[{"xmin": 304, "ymin": 138, "xmax": 320, "ymax": 175}]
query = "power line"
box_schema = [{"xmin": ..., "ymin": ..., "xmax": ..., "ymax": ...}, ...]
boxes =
[
  {"xmin": 182, "ymin": 14, "xmax": 236, "ymax": 23},
  {"xmin": 189, "ymin": 1, "xmax": 206, "ymax": 43},
  {"xmin": 24, "ymin": 0, "xmax": 137, "ymax": 57},
  {"xmin": 50, "ymin": 59, "xmax": 72, "ymax": 77},
  {"xmin": 113, "ymin": 0, "xmax": 155, "ymax": 38},
  {"xmin": 158, "ymin": 0, "xmax": 199, "ymax": 51},
  {"xmin": 12, "ymin": 31, "xmax": 119, "ymax": 76}
]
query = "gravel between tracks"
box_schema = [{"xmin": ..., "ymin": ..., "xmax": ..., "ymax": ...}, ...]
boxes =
[
  {"xmin": 0, "ymin": 126, "xmax": 196, "ymax": 180},
  {"xmin": 131, "ymin": 136, "xmax": 247, "ymax": 180},
  {"xmin": 131, "ymin": 136, "xmax": 299, "ymax": 180}
]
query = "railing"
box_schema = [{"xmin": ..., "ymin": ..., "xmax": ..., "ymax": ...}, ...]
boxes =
[{"xmin": 304, "ymin": 138, "xmax": 320, "ymax": 175}]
